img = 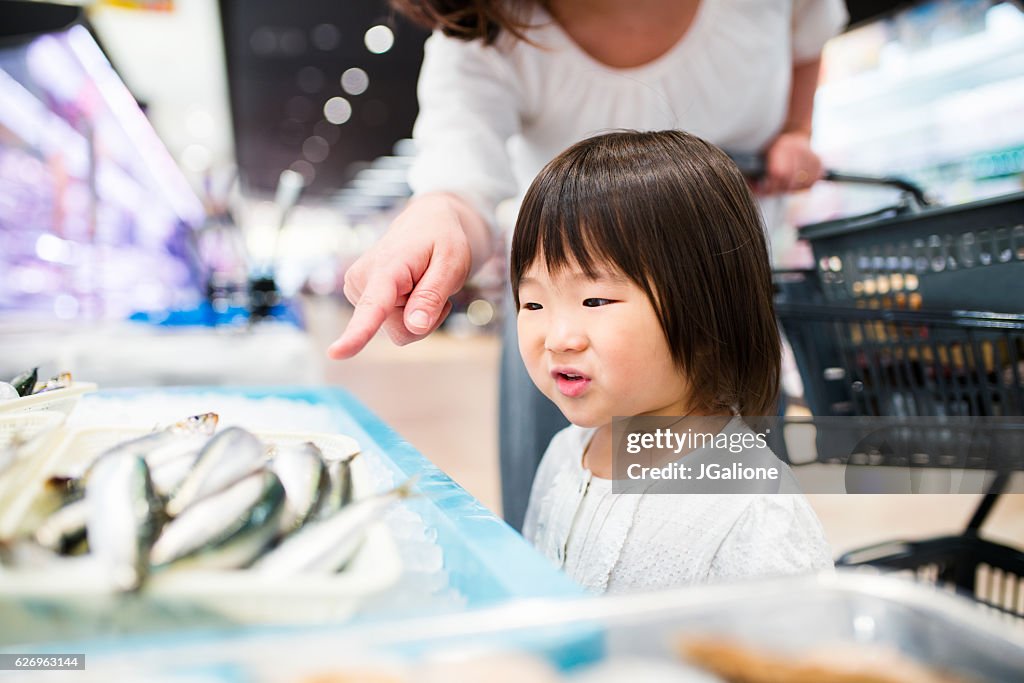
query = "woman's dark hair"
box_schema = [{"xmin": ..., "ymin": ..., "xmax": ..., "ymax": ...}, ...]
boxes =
[
  {"xmin": 388, "ymin": 0, "xmax": 542, "ymax": 44},
  {"xmin": 511, "ymin": 130, "xmax": 781, "ymax": 417}
]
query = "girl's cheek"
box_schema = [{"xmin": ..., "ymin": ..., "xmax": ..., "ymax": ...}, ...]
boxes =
[{"xmin": 517, "ymin": 317, "xmax": 544, "ymax": 351}]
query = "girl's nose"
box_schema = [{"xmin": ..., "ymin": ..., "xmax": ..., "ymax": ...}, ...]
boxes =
[{"xmin": 544, "ymin": 316, "xmax": 587, "ymax": 353}]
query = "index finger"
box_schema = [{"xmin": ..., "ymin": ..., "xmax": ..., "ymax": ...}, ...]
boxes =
[{"xmin": 327, "ymin": 272, "xmax": 399, "ymax": 359}]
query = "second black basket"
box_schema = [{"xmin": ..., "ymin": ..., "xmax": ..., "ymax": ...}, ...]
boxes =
[{"xmin": 799, "ymin": 191, "xmax": 1024, "ymax": 313}]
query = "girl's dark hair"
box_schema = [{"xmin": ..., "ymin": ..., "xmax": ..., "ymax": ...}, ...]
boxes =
[
  {"xmin": 511, "ymin": 130, "xmax": 781, "ymax": 417},
  {"xmin": 388, "ymin": 0, "xmax": 542, "ymax": 44}
]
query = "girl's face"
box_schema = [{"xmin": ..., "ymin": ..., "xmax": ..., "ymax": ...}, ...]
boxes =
[{"xmin": 517, "ymin": 258, "xmax": 692, "ymax": 428}]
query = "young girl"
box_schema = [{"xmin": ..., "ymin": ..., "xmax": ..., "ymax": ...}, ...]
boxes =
[{"xmin": 515, "ymin": 130, "xmax": 832, "ymax": 594}]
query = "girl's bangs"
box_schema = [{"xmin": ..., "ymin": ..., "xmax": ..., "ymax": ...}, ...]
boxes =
[{"xmin": 514, "ymin": 163, "xmax": 646, "ymax": 288}]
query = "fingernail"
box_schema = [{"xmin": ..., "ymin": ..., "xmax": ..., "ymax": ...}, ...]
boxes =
[{"xmin": 409, "ymin": 310, "xmax": 430, "ymax": 330}]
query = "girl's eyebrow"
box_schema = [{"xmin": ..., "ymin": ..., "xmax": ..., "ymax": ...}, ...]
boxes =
[
  {"xmin": 518, "ymin": 269, "xmax": 628, "ymax": 286},
  {"xmin": 588, "ymin": 269, "xmax": 629, "ymax": 284}
]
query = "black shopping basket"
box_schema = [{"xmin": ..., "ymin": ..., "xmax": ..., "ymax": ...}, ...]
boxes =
[
  {"xmin": 775, "ymin": 188, "xmax": 1024, "ymax": 618},
  {"xmin": 801, "ymin": 191, "xmax": 1024, "ymax": 313}
]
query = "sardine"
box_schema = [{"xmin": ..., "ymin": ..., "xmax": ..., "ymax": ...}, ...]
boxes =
[
  {"xmin": 32, "ymin": 372, "xmax": 72, "ymax": 394},
  {"xmin": 270, "ymin": 442, "xmax": 331, "ymax": 533},
  {"xmin": 165, "ymin": 426, "xmax": 267, "ymax": 517},
  {"xmin": 144, "ymin": 432, "xmax": 211, "ymax": 470},
  {"xmin": 150, "ymin": 470, "xmax": 285, "ymax": 570},
  {"xmin": 150, "ymin": 452, "xmax": 200, "ymax": 499},
  {"xmin": 34, "ymin": 497, "xmax": 88, "ymax": 554},
  {"xmin": 14, "ymin": 476, "xmax": 84, "ymax": 536},
  {"xmin": 9, "ymin": 367, "xmax": 37, "ymax": 398},
  {"xmin": 69, "ymin": 413, "xmax": 219, "ymax": 479},
  {"xmin": 86, "ymin": 454, "xmax": 163, "ymax": 591},
  {"xmin": 138, "ymin": 428, "xmax": 214, "ymax": 497},
  {"xmin": 255, "ymin": 479, "xmax": 414, "ymax": 577},
  {"xmin": 319, "ymin": 451, "xmax": 360, "ymax": 517}
]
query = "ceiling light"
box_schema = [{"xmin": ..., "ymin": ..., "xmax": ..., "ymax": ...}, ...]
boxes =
[
  {"xmin": 467, "ymin": 299, "xmax": 494, "ymax": 326},
  {"xmin": 341, "ymin": 67, "xmax": 369, "ymax": 95},
  {"xmin": 311, "ymin": 24, "xmax": 340, "ymax": 51},
  {"xmin": 250, "ymin": 27, "xmax": 276, "ymax": 55},
  {"xmin": 364, "ymin": 25, "xmax": 394, "ymax": 54},
  {"xmin": 313, "ymin": 119, "xmax": 341, "ymax": 144},
  {"xmin": 302, "ymin": 135, "xmax": 330, "ymax": 163},
  {"xmin": 289, "ymin": 160, "xmax": 316, "ymax": 184},
  {"xmin": 324, "ymin": 96, "xmax": 352, "ymax": 124},
  {"xmin": 279, "ymin": 29, "xmax": 307, "ymax": 56}
]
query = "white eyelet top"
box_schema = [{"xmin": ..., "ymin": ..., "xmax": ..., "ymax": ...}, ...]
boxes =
[{"xmin": 522, "ymin": 420, "xmax": 834, "ymax": 594}]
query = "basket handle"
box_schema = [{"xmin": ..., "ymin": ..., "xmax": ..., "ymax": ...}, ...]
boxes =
[
  {"xmin": 823, "ymin": 171, "xmax": 932, "ymax": 208},
  {"xmin": 725, "ymin": 151, "xmax": 933, "ymax": 208}
]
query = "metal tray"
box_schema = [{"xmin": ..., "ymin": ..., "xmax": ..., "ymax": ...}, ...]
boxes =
[{"xmin": 16, "ymin": 572, "xmax": 1022, "ymax": 682}]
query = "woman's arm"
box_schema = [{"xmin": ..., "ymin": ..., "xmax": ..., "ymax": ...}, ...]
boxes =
[
  {"xmin": 761, "ymin": 0, "xmax": 848, "ymax": 195},
  {"xmin": 783, "ymin": 56, "xmax": 821, "ymax": 139},
  {"xmin": 761, "ymin": 57, "xmax": 824, "ymax": 195},
  {"xmin": 328, "ymin": 33, "xmax": 522, "ymax": 358},
  {"xmin": 327, "ymin": 192, "xmax": 491, "ymax": 359}
]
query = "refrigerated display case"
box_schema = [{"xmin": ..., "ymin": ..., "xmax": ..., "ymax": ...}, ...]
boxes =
[
  {"xmin": 0, "ymin": 23, "xmax": 205, "ymax": 322},
  {"xmin": 0, "ymin": 386, "xmax": 585, "ymax": 647},
  {"xmin": 0, "ymin": 23, "xmax": 316, "ymax": 386},
  {"xmin": 5, "ymin": 573, "xmax": 1021, "ymax": 682}
]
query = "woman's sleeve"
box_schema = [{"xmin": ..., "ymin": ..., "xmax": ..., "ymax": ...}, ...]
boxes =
[
  {"xmin": 407, "ymin": 32, "xmax": 524, "ymax": 229},
  {"xmin": 707, "ymin": 495, "xmax": 834, "ymax": 583},
  {"xmin": 791, "ymin": 0, "xmax": 849, "ymax": 63}
]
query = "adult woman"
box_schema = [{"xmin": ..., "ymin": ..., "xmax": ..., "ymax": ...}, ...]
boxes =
[{"xmin": 328, "ymin": 0, "xmax": 848, "ymax": 530}]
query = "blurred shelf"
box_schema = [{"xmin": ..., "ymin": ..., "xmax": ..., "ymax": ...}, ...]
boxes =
[{"xmin": 816, "ymin": 24, "xmax": 1024, "ymax": 115}]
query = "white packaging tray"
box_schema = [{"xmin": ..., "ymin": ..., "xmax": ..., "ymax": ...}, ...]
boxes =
[
  {"xmin": 0, "ymin": 426, "xmax": 401, "ymax": 630},
  {"xmin": 0, "ymin": 412, "xmax": 69, "ymax": 538},
  {"xmin": 0, "ymin": 381, "xmax": 97, "ymax": 417},
  {"xmin": 0, "ymin": 411, "xmax": 66, "ymax": 449}
]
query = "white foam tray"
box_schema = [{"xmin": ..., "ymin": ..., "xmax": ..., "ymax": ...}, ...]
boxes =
[
  {"xmin": 0, "ymin": 381, "xmax": 97, "ymax": 416},
  {"xmin": 0, "ymin": 411, "xmax": 66, "ymax": 449},
  {"xmin": 0, "ymin": 426, "xmax": 402, "ymax": 626},
  {"xmin": 0, "ymin": 413, "xmax": 69, "ymax": 538}
]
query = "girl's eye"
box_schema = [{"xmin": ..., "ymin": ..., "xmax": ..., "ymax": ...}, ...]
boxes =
[
  {"xmin": 521, "ymin": 302, "xmax": 543, "ymax": 311},
  {"xmin": 582, "ymin": 298, "xmax": 614, "ymax": 307}
]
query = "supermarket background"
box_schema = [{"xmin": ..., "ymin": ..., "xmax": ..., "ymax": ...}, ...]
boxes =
[{"xmin": 0, "ymin": 0, "xmax": 1023, "ymax": 679}]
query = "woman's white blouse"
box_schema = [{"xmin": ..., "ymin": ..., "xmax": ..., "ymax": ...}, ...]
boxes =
[
  {"xmin": 522, "ymin": 423, "xmax": 834, "ymax": 594},
  {"xmin": 408, "ymin": 0, "xmax": 848, "ymax": 226}
]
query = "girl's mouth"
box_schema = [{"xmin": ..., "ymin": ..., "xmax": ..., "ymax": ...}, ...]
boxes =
[{"xmin": 552, "ymin": 370, "xmax": 591, "ymax": 398}]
